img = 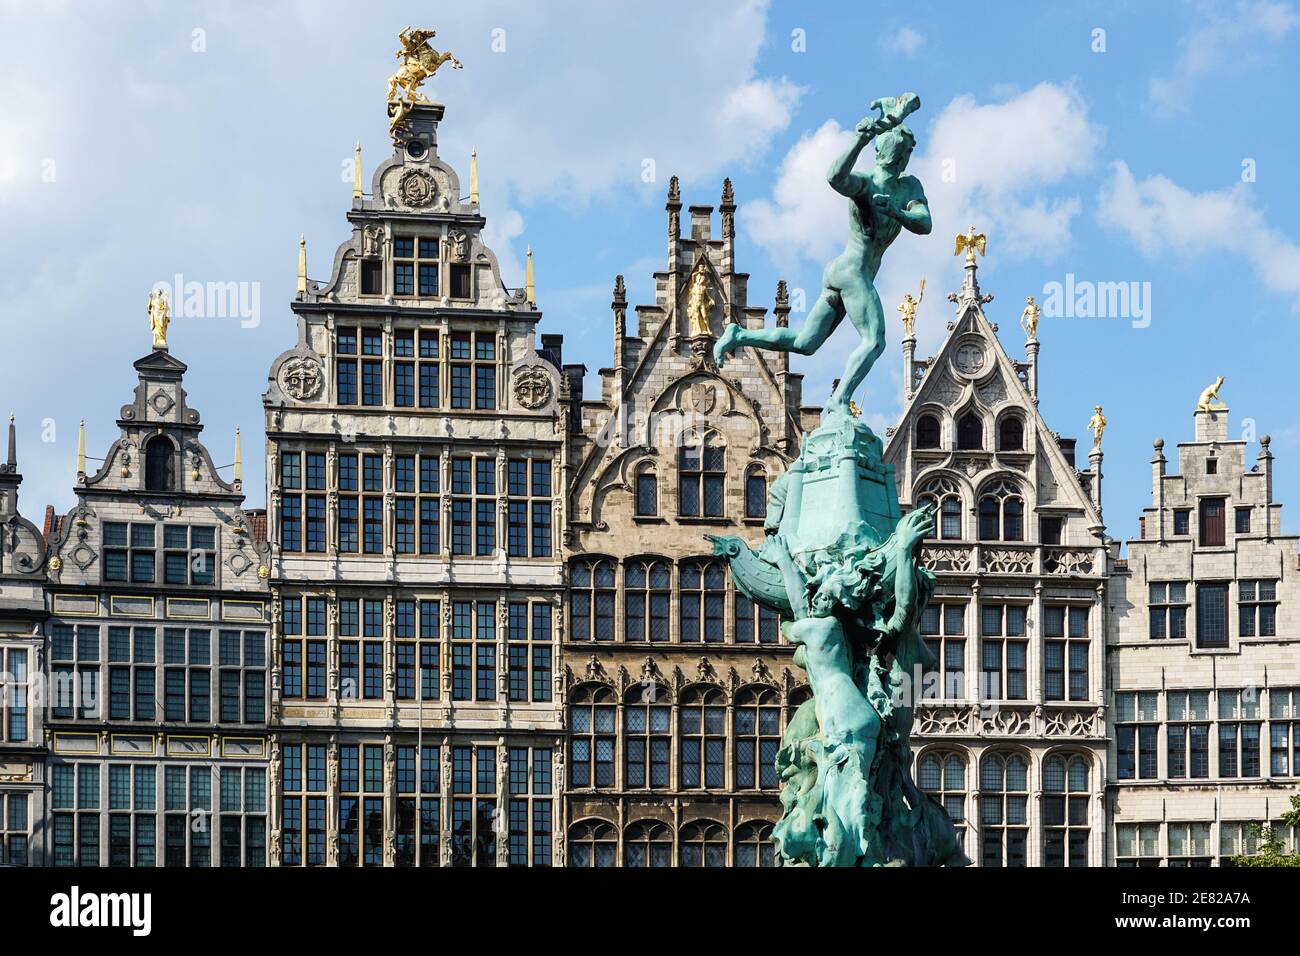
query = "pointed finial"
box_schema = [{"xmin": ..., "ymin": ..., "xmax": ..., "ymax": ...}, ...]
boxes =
[
  {"xmin": 6, "ymin": 414, "xmax": 16, "ymax": 469},
  {"xmin": 613, "ymin": 274, "xmax": 627, "ymax": 304},
  {"xmin": 233, "ymin": 427, "xmax": 243, "ymax": 483},
  {"xmin": 353, "ymin": 142, "xmax": 363, "ymax": 199},
  {"xmin": 667, "ymin": 175, "xmax": 681, "ymax": 205},
  {"xmin": 469, "ymin": 147, "xmax": 479, "ymax": 204},
  {"xmin": 76, "ymin": 419, "xmax": 86, "ymax": 476},
  {"xmin": 721, "ymin": 177, "xmax": 735, "ymax": 207},
  {"xmin": 296, "ymin": 234, "xmax": 307, "ymax": 298},
  {"xmin": 525, "ymin": 246, "xmax": 536, "ymax": 305}
]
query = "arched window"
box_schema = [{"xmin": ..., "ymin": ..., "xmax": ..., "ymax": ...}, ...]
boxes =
[
  {"xmin": 735, "ymin": 821, "xmax": 775, "ymax": 867},
  {"xmin": 567, "ymin": 819, "xmax": 616, "ymax": 867},
  {"xmin": 916, "ymin": 413, "xmax": 941, "ymax": 449},
  {"xmin": 679, "ymin": 434, "xmax": 724, "ymax": 517},
  {"xmin": 624, "ymin": 820, "xmax": 672, "ymax": 867},
  {"xmin": 680, "ymin": 560, "xmax": 725, "ymax": 643},
  {"xmin": 624, "ymin": 558, "xmax": 670, "ymax": 642},
  {"xmin": 916, "ymin": 475, "xmax": 963, "ymax": 541},
  {"xmin": 979, "ymin": 752, "xmax": 1029, "ymax": 867},
  {"xmin": 680, "ymin": 686, "xmax": 726, "ymax": 790},
  {"xmin": 624, "ymin": 684, "xmax": 670, "ymax": 790},
  {"xmin": 977, "ymin": 479, "xmax": 1025, "ymax": 542},
  {"xmin": 744, "ymin": 465, "xmax": 767, "ymax": 518},
  {"xmin": 634, "ymin": 465, "xmax": 658, "ymax": 517},
  {"xmin": 568, "ymin": 685, "xmax": 616, "ymax": 789},
  {"xmin": 918, "ymin": 750, "xmax": 968, "ymax": 853},
  {"xmin": 569, "ymin": 558, "xmax": 616, "ymax": 641},
  {"xmin": 734, "ymin": 686, "xmax": 781, "ymax": 790},
  {"xmin": 957, "ymin": 412, "xmax": 983, "ymax": 450},
  {"xmin": 680, "ymin": 821, "xmax": 728, "ymax": 867},
  {"xmin": 145, "ymin": 435, "xmax": 175, "ymax": 491},
  {"xmin": 998, "ymin": 416, "xmax": 1024, "ymax": 451},
  {"xmin": 1043, "ymin": 753, "xmax": 1090, "ymax": 867}
]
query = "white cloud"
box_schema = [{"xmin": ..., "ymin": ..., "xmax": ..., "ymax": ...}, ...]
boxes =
[
  {"xmin": 1097, "ymin": 160, "xmax": 1300, "ymax": 300},
  {"xmin": 886, "ymin": 26, "xmax": 925, "ymax": 57},
  {"xmin": 1149, "ymin": 0, "xmax": 1298, "ymax": 114},
  {"xmin": 744, "ymin": 82, "xmax": 1103, "ymax": 353}
]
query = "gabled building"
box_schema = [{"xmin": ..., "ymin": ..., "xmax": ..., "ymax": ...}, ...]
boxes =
[
  {"xmin": 561, "ymin": 178, "xmax": 820, "ymax": 866},
  {"xmin": 0, "ymin": 416, "xmax": 49, "ymax": 865},
  {"xmin": 43, "ymin": 331, "xmax": 271, "ymax": 867},
  {"xmin": 263, "ymin": 101, "xmax": 565, "ymax": 867},
  {"xmin": 1106, "ymin": 403, "xmax": 1300, "ymax": 865},
  {"xmin": 882, "ymin": 252, "xmax": 1110, "ymax": 866}
]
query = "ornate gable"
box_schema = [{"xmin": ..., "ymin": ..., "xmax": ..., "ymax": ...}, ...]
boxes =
[{"xmin": 884, "ymin": 251, "xmax": 1104, "ymax": 542}]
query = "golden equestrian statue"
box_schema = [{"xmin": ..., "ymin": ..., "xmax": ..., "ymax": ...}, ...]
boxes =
[
  {"xmin": 953, "ymin": 225, "xmax": 986, "ymax": 264},
  {"xmin": 1087, "ymin": 404, "xmax": 1107, "ymax": 450},
  {"xmin": 898, "ymin": 278, "xmax": 924, "ymax": 338},
  {"xmin": 1196, "ymin": 376, "xmax": 1226, "ymax": 412},
  {"xmin": 387, "ymin": 27, "xmax": 463, "ymax": 136},
  {"xmin": 148, "ymin": 288, "xmax": 170, "ymax": 350}
]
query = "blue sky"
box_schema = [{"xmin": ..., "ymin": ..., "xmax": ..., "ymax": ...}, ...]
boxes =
[{"xmin": 2, "ymin": 0, "xmax": 1298, "ymax": 547}]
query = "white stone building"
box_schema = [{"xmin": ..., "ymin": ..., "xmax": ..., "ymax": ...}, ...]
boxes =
[
  {"xmin": 883, "ymin": 254, "xmax": 1110, "ymax": 866},
  {"xmin": 1106, "ymin": 403, "xmax": 1300, "ymax": 865},
  {"xmin": 262, "ymin": 101, "xmax": 566, "ymax": 866}
]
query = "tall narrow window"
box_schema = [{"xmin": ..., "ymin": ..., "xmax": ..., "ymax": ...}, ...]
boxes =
[
  {"xmin": 998, "ymin": 416, "xmax": 1024, "ymax": 451},
  {"xmin": 916, "ymin": 414, "xmax": 941, "ymax": 449},
  {"xmin": 635, "ymin": 467, "xmax": 658, "ymax": 517},
  {"xmin": 1115, "ymin": 691, "xmax": 1159, "ymax": 780},
  {"xmin": 1042, "ymin": 755, "xmax": 1089, "ymax": 867},
  {"xmin": 979, "ymin": 753, "xmax": 1028, "ymax": 867},
  {"xmin": 1199, "ymin": 498, "xmax": 1226, "ymax": 547},
  {"xmin": 1195, "ymin": 583, "xmax": 1229, "ymax": 648},
  {"xmin": 679, "ymin": 436, "xmax": 724, "ymax": 517},
  {"xmin": 957, "ymin": 412, "xmax": 983, "ymax": 450},
  {"xmin": 745, "ymin": 466, "xmax": 767, "ymax": 519},
  {"xmin": 145, "ymin": 436, "xmax": 175, "ymax": 492}
]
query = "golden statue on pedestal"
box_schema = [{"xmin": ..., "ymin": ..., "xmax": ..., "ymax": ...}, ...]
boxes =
[
  {"xmin": 387, "ymin": 27, "xmax": 463, "ymax": 137},
  {"xmin": 898, "ymin": 279, "xmax": 924, "ymax": 338},
  {"xmin": 1196, "ymin": 376, "xmax": 1226, "ymax": 412},
  {"xmin": 686, "ymin": 261, "xmax": 715, "ymax": 338},
  {"xmin": 1020, "ymin": 295, "xmax": 1041, "ymax": 342},
  {"xmin": 953, "ymin": 225, "xmax": 986, "ymax": 264},
  {"xmin": 1087, "ymin": 404, "xmax": 1107, "ymax": 450},
  {"xmin": 147, "ymin": 289, "xmax": 170, "ymax": 350}
]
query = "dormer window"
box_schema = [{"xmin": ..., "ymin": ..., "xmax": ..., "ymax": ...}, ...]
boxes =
[
  {"xmin": 916, "ymin": 414, "xmax": 941, "ymax": 449},
  {"xmin": 145, "ymin": 435, "xmax": 175, "ymax": 491},
  {"xmin": 394, "ymin": 236, "xmax": 439, "ymax": 297},
  {"xmin": 957, "ymin": 412, "xmax": 983, "ymax": 450},
  {"xmin": 998, "ymin": 416, "xmax": 1024, "ymax": 452}
]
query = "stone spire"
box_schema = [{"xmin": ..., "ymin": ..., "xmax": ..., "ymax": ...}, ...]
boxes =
[
  {"xmin": 469, "ymin": 147, "xmax": 479, "ymax": 205},
  {"xmin": 353, "ymin": 142, "xmax": 363, "ymax": 200},
  {"xmin": 296, "ymin": 234, "xmax": 308, "ymax": 299}
]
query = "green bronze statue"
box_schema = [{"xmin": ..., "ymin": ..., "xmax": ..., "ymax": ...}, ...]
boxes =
[
  {"xmin": 714, "ymin": 93, "xmax": 931, "ymax": 415},
  {"xmin": 708, "ymin": 94, "xmax": 967, "ymax": 866}
]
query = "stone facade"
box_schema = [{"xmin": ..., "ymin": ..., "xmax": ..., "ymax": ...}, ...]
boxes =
[
  {"xmin": 1106, "ymin": 406, "xmax": 1300, "ymax": 865},
  {"xmin": 882, "ymin": 257, "xmax": 1110, "ymax": 866},
  {"xmin": 263, "ymin": 102, "xmax": 565, "ymax": 867},
  {"xmin": 561, "ymin": 178, "xmax": 821, "ymax": 866},
  {"xmin": 0, "ymin": 416, "xmax": 49, "ymax": 865},
  {"xmin": 41, "ymin": 345, "xmax": 271, "ymax": 866}
]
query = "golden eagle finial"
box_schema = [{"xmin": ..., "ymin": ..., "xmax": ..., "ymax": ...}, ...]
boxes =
[{"xmin": 954, "ymin": 225, "xmax": 987, "ymax": 264}]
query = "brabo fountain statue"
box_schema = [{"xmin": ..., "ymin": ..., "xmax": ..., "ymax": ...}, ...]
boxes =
[{"xmin": 709, "ymin": 93, "xmax": 969, "ymax": 867}]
